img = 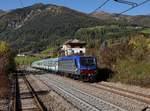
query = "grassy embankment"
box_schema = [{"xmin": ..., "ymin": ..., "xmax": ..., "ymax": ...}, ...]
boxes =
[
  {"xmin": 15, "ymin": 47, "xmax": 57, "ymax": 67},
  {"xmin": 141, "ymin": 28, "xmax": 150, "ymax": 34},
  {"xmin": 75, "ymin": 25, "xmax": 150, "ymax": 87},
  {"xmin": 113, "ymin": 58, "xmax": 150, "ymax": 87},
  {"xmin": 92, "ymin": 35, "xmax": 150, "ymax": 87},
  {"xmin": 15, "ymin": 56, "xmax": 41, "ymax": 67},
  {"xmin": 112, "ymin": 36, "xmax": 150, "ymax": 87}
]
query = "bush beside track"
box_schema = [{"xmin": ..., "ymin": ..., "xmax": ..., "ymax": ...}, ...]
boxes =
[
  {"xmin": 102, "ymin": 35, "xmax": 150, "ymax": 87},
  {"xmin": 0, "ymin": 41, "xmax": 15, "ymax": 97}
]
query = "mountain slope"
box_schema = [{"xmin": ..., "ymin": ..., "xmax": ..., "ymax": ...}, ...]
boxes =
[
  {"xmin": 90, "ymin": 11, "xmax": 150, "ymax": 27},
  {"xmin": 0, "ymin": 3, "xmax": 104, "ymax": 52}
]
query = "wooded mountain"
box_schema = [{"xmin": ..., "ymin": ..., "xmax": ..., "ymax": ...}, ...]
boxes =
[
  {"xmin": 0, "ymin": 3, "xmax": 149, "ymax": 52},
  {"xmin": 0, "ymin": 3, "xmax": 105, "ymax": 52}
]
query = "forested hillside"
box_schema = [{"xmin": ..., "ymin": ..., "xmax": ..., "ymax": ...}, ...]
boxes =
[
  {"xmin": 75, "ymin": 25, "xmax": 141, "ymax": 48},
  {"xmin": 0, "ymin": 3, "xmax": 104, "ymax": 52},
  {"xmin": 90, "ymin": 11, "xmax": 150, "ymax": 28}
]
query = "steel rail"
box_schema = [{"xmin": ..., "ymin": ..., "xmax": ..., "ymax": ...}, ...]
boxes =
[
  {"xmin": 37, "ymin": 76, "xmax": 100, "ymax": 111},
  {"xmin": 13, "ymin": 74, "xmax": 17, "ymax": 111},
  {"xmin": 49, "ymin": 77, "xmax": 127, "ymax": 111},
  {"xmin": 91, "ymin": 83, "xmax": 150, "ymax": 105},
  {"xmin": 38, "ymin": 75, "xmax": 127, "ymax": 111},
  {"xmin": 23, "ymin": 75, "xmax": 47, "ymax": 111},
  {"xmin": 14, "ymin": 73, "xmax": 21, "ymax": 111}
]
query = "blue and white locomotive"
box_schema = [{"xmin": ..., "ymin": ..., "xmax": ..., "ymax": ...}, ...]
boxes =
[{"xmin": 31, "ymin": 55, "xmax": 97, "ymax": 81}]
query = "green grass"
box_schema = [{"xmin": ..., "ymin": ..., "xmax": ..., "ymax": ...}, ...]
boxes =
[
  {"xmin": 141, "ymin": 28, "xmax": 150, "ymax": 34},
  {"xmin": 41, "ymin": 47, "xmax": 55, "ymax": 54},
  {"xmin": 15, "ymin": 56, "xmax": 41, "ymax": 66}
]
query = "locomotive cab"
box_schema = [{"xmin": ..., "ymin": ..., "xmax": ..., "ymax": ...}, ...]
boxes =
[{"xmin": 78, "ymin": 56, "xmax": 97, "ymax": 80}]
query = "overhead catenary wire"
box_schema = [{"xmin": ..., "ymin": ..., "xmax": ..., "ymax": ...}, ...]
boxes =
[
  {"xmin": 117, "ymin": 0, "xmax": 150, "ymax": 15},
  {"xmin": 91, "ymin": 0, "xmax": 150, "ymax": 16},
  {"xmin": 114, "ymin": 0, "xmax": 138, "ymax": 7},
  {"xmin": 90, "ymin": 0, "xmax": 111, "ymax": 14}
]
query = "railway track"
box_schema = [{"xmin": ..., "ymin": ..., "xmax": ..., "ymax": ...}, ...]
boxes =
[
  {"xmin": 13, "ymin": 70, "xmax": 150, "ymax": 111},
  {"xmin": 14, "ymin": 74, "xmax": 47, "ymax": 111},
  {"xmin": 37, "ymin": 75, "xmax": 127, "ymax": 111},
  {"xmin": 91, "ymin": 83, "xmax": 150, "ymax": 105}
]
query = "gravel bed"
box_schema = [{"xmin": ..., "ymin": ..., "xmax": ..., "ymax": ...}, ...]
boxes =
[
  {"xmin": 146, "ymin": 107, "xmax": 150, "ymax": 111},
  {"xmin": 18, "ymin": 76, "xmax": 38, "ymax": 110},
  {"xmin": 38, "ymin": 73, "xmax": 149, "ymax": 111},
  {"xmin": 100, "ymin": 81, "xmax": 150, "ymax": 96},
  {"xmin": 40, "ymin": 76, "xmax": 127, "ymax": 111},
  {"xmin": 18, "ymin": 77, "xmax": 29, "ymax": 93},
  {"xmin": 0, "ymin": 99, "xmax": 9, "ymax": 111},
  {"xmin": 27, "ymin": 74, "xmax": 79, "ymax": 111}
]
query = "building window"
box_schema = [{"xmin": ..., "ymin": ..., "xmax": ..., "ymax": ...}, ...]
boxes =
[
  {"xmin": 72, "ymin": 50, "xmax": 74, "ymax": 54},
  {"xmin": 80, "ymin": 51, "xmax": 83, "ymax": 54}
]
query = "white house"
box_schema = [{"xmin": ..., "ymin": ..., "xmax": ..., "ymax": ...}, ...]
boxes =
[
  {"xmin": 17, "ymin": 53, "xmax": 25, "ymax": 57},
  {"xmin": 60, "ymin": 39, "xmax": 86, "ymax": 56}
]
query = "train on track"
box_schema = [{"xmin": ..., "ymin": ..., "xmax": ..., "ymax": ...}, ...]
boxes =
[{"xmin": 31, "ymin": 55, "xmax": 97, "ymax": 81}]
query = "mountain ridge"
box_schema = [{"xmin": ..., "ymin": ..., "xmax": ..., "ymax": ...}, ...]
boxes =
[
  {"xmin": 90, "ymin": 11, "xmax": 150, "ymax": 27},
  {"xmin": 0, "ymin": 9, "xmax": 6, "ymax": 17}
]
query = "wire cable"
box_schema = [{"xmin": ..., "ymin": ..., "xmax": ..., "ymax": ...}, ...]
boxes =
[
  {"xmin": 90, "ymin": 0, "xmax": 110, "ymax": 14},
  {"xmin": 114, "ymin": 0, "xmax": 138, "ymax": 7},
  {"xmin": 118, "ymin": 0, "xmax": 150, "ymax": 15}
]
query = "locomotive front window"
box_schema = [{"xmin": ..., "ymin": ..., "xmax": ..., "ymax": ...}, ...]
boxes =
[{"xmin": 80, "ymin": 57, "xmax": 96, "ymax": 66}]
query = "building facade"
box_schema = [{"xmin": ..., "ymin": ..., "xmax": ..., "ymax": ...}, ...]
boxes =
[{"xmin": 60, "ymin": 39, "xmax": 86, "ymax": 56}]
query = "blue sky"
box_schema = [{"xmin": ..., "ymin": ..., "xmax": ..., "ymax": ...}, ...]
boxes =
[{"xmin": 0, "ymin": 0, "xmax": 150, "ymax": 15}]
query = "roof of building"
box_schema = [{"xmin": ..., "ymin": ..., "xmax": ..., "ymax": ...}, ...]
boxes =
[{"xmin": 63, "ymin": 39, "xmax": 86, "ymax": 45}]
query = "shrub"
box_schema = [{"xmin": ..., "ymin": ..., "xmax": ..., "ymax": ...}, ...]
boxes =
[
  {"xmin": 0, "ymin": 41, "xmax": 16, "ymax": 73},
  {"xmin": 99, "ymin": 35, "xmax": 150, "ymax": 87},
  {"xmin": 100, "ymin": 39, "xmax": 132, "ymax": 69},
  {"xmin": 129, "ymin": 35, "xmax": 150, "ymax": 61},
  {"xmin": 112, "ymin": 59, "xmax": 150, "ymax": 87}
]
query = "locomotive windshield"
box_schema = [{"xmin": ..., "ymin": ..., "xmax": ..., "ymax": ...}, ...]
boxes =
[{"xmin": 80, "ymin": 57, "xmax": 96, "ymax": 66}]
